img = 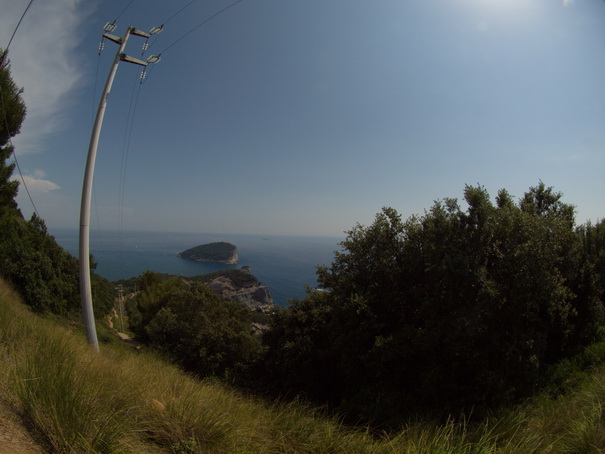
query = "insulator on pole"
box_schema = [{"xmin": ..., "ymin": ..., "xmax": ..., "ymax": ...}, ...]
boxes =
[
  {"xmin": 98, "ymin": 40, "xmax": 105, "ymax": 52},
  {"xmin": 103, "ymin": 21, "xmax": 116, "ymax": 33},
  {"xmin": 142, "ymin": 42, "xmax": 148, "ymax": 52},
  {"xmin": 140, "ymin": 69, "xmax": 147, "ymax": 80}
]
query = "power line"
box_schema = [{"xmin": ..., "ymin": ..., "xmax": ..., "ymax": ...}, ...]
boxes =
[
  {"xmin": 144, "ymin": 0, "xmax": 201, "ymax": 54},
  {"xmin": 0, "ymin": 0, "xmax": 53, "ymax": 220},
  {"xmin": 2, "ymin": 0, "xmax": 35, "ymax": 60},
  {"xmin": 0, "ymin": 0, "xmax": 41, "ymax": 218},
  {"xmin": 158, "ymin": 0, "xmax": 244, "ymax": 56},
  {"xmin": 138, "ymin": 0, "xmax": 244, "ymax": 83},
  {"xmin": 163, "ymin": 0, "xmax": 200, "ymax": 26},
  {"xmin": 91, "ymin": 50, "xmax": 102, "ymax": 126},
  {"xmin": 0, "ymin": 0, "xmax": 40, "ymax": 217},
  {"xmin": 5, "ymin": 140, "xmax": 40, "ymax": 218},
  {"xmin": 117, "ymin": 71, "xmax": 143, "ymax": 277},
  {"xmin": 0, "ymin": 58, "xmax": 40, "ymax": 218},
  {"xmin": 0, "ymin": 0, "xmax": 39, "ymax": 215},
  {"xmin": 115, "ymin": 0, "xmax": 137, "ymax": 21}
]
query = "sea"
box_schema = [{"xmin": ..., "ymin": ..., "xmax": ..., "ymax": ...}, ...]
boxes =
[{"xmin": 50, "ymin": 228, "xmax": 343, "ymax": 307}]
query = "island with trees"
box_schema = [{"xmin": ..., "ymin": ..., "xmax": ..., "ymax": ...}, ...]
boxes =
[{"xmin": 177, "ymin": 241, "xmax": 238, "ymax": 264}]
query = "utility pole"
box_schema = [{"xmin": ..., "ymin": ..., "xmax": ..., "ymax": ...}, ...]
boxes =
[
  {"xmin": 115, "ymin": 284, "xmax": 125, "ymax": 333},
  {"xmin": 80, "ymin": 23, "xmax": 161, "ymax": 352}
]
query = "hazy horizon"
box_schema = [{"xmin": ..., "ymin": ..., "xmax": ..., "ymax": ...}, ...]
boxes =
[{"xmin": 2, "ymin": 0, "xmax": 604, "ymax": 237}]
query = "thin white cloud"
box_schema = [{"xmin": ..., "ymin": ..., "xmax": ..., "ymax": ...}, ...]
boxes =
[
  {"xmin": 13, "ymin": 173, "xmax": 61, "ymax": 194},
  {"xmin": 0, "ymin": 0, "xmax": 96, "ymax": 154},
  {"xmin": 31, "ymin": 168, "xmax": 48, "ymax": 179}
]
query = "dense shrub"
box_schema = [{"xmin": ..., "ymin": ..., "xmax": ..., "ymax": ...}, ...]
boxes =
[
  {"xmin": 0, "ymin": 51, "xmax": 114, "ymax": 319},
  {"xmin": 0, "ymin": 213, "xmax": 114, "ymax": 316},
  {"xmin": 264, "ymin": 183, "xmax": 605, "ymax": 424},
  {"xmin": 193, "ymin": 269, "xmax": 259, "ymax": 288},
  {"xmin": 130, "ymin": 272, "xmax": 264, "ymax": 379}
]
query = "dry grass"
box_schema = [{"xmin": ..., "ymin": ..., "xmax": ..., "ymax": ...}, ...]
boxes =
[{"xmin": 2, "ymin": 276, "xmax": 605, "ymax": 453}]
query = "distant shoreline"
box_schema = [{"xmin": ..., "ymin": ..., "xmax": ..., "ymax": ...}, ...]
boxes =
[{"xmin": 49, "ymin": 228, "xmax": 343, "ymax": 307}]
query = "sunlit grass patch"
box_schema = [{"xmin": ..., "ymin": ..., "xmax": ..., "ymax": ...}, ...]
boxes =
[{"xmin": 2, "ymin": 275, "xmax": 605, "ymax": 453}]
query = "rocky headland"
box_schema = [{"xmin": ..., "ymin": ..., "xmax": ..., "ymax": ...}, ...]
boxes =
[{"xmin": 195, "ymin": 267, "xmax": 274, "ymax": 314}]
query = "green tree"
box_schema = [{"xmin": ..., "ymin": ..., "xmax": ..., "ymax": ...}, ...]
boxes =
[
  {"xmin": 264, "ymin": 184, "xmax": 604, "ymax": 424},
  {"xmin": 131, "ymin": 272, "xmax": 264, "ymax": 379},
  {"xmin": 0, "ymin": 213, "xmax": 116, "ymax": 316},
  {"xmin": 0, "ymin": 50, "xmax": 26, "ymax": 214},
  {"xmin": 0, "ymin": 53, "xmax": 115, "ymax": 319},
  {"xmin": 571, "ymin": 219, "xmax": 605, "ymax": 346},
  {"xmin": 131, "ymin": 272, "xmax": 184, "ymax": 339},
  {"xmin": 263, "ymin": 289, "xmax": 336, "ymax": 401}
]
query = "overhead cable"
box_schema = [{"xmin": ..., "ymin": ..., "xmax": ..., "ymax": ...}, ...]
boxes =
[
  {"xmin": 158, "ymin": 0, "xmax": 244, "ymax": 56},
  {"xmin": 0, "ymin": 86, "xmax": 40, "ymax": 217},
  {"xmin": 163, "ymin": 0, "xmax": 200, "ymax": 26},
  {"xmin": 114, "ymin": 0, "xmax": 137, "ymax": 22},
  {"xmin": 2, "ymin": 0, "xmax": 35, "ymax": 62}
]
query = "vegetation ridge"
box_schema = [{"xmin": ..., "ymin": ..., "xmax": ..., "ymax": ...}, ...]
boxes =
[{"xmin": 3, "ymin": 277, "xmax": 605, "ymax": 453}]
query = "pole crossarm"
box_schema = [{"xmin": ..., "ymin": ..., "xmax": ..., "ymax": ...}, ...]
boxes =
[
  {"xmin": 102, "ymin": 33, "xmax": 123, "ymax": 45},
  {"xmin": 120, "ymin": 54, "xmax": 148, "ymax": 67},
  {"xmin": 129, "ymin": 27, "xmax": 151, "ymax": 39}
]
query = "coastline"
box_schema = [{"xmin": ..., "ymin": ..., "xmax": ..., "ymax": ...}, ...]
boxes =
[{"xmin": 50, "ymin": 228, "xmax": 342, "ymax": 307}]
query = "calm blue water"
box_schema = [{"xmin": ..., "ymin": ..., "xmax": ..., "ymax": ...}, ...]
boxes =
[{"xmin": 50, "ymin": 228, "xmax": 343, "ymax": 307}]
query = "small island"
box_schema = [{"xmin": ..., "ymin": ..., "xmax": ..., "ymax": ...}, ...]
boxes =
[{"xmin": 178, "ymin": 242, "xmax": 238, "ymax": 264}]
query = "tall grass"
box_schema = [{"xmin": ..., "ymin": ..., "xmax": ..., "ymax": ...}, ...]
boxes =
[{"xmin": 2, "ymin": 276, "xmax": 605, "ymax": 453}]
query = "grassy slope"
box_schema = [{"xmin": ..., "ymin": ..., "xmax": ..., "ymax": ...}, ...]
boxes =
[{"xmin": 2, "ymin": 276, "xmax": 605, "ymax": 453}]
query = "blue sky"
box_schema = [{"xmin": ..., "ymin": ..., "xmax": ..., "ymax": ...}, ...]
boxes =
[{"xmin": 1, "ymin": 0, "xmax": 604, "ymax": 237}]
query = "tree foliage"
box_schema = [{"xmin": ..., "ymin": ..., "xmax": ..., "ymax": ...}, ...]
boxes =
[
  {"xmin": 0, "ymin": 50, "xmax": 26, "ymax": 145},
  {"xmin": 0, "ymin": 213, "xmax": 114, "ymax": 316},
  {"xmin": 264, "ymin": 183, "xmax": 605, "ymax": 423},
  {"xmin": 0, "ymin": 51, "xmax": 114, "ymax": 319},
  {"xmin": 179, "ymin": 242, "xmax": 237, "ymax": 263},
  {"xmin": 129, "ymin": 272, "xmax": 264, "ymax": 379},
  {"xmin": 0, "ymin": 50, "xmax": 26, "ymax": 213}
]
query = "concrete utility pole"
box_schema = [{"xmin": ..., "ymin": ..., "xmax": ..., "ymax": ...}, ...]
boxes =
[{"xmin": 80, "ymin": 23, "xmax": 161, "ymax": 352}]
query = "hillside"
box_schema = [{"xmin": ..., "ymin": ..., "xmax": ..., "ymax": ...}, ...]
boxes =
[
  {"xmin": 0, "ymin": 277, "xmax": 390, "ymax": 453},
  {"xmin": 192, "ymin": 269, "xmax": 274, "ymax": 313},
  {"xmin": 116, "ymin": 268, "xmax": 275, "ymax": 313},
  {"xmin": 3, "ymin": 276, "xmax": 605, "ymax": 453}
]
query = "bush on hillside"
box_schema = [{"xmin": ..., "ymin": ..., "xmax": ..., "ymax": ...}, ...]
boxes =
[
  {"xmin": 130, "ymin": 272, "xmax": 264, "ymax": 378},
  {"xmin": 263, "ymin": 183, "xmax": 605, "ymax": 424},
  {"xmin": 0, "ymin": 51, "xmax": 114, "ymax": 319},
  {"xmin": 193, "ymin": 269, "xmax": 259, "ymax": 288},
  {"xmin": 0, "ymin": 214, "xmax": 114, "ymax": 316}
]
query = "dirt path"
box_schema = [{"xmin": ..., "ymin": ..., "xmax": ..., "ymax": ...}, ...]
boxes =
[{"xmin": 0, "ymin": 401, "xmax": 44, "ymax": 454}]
